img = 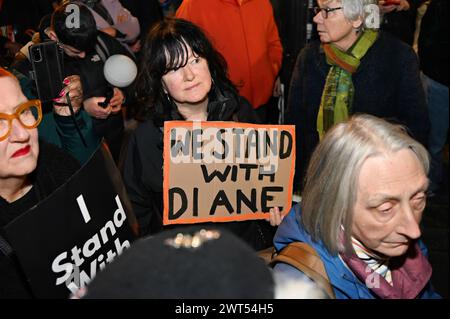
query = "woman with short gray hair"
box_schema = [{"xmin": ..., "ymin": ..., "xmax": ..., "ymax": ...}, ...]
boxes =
[
  {"xmin": 330, "ymin": 0, "xmax": 379, "ymax": 30},
  {"xmin": 287, "ymin": 0, "xmax": 428, "ymax": 191},
  {"xmin": 273, "ymin": 115, "xmax": 440, "ymax": 299}
]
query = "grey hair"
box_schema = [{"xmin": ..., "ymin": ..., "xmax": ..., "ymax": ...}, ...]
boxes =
[
  {"xmin": 321, "ymin": 0, "xmax": 379, "ymax": 30},
  {"xmin": 301, "ymin": 114, "xmax": 429, "ymax": 255}
]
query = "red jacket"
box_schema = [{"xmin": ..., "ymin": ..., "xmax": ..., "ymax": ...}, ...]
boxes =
[{"xmin": 176, "ymin": 0, "xmax": 283, "ymax": 109}]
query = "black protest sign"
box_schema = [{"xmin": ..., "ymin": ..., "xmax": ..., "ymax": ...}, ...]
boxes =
[
  {"xmin": 4, "ymin": 144, "xmax": 137, "ymax": 299},
  {"xmin": 163, "ymin": 121, "xmax": 296, "ymax": 225}
]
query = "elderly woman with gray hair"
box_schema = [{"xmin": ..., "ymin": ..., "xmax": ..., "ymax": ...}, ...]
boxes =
[
  {"xmin": 273, "ymin": 114, "xmax": 440, "ymax": 299},
  {"xmin": 287, "ymin": 0, "xmax": 428, "ymax": 190}
]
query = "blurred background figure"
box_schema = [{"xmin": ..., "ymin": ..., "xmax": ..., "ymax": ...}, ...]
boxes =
[
  {"xmin": 418, "ymin": 0, "xmax": 449, "ymax": 196},
  {"xmin": 120, "ymin": 0, "xmax": 163, "ymax": 47},
  {"xmin": 379, "ymin": 0, "xmax": 428, "ymax": 47},
  {"xmin": 80, "ymin": 0, "xmax": 141, "ymax": 53},
  {"xmin": 78, "ymin": 226, "xmax": 325, "ymax": 299},
  {"xmin": 158, "ymin": 0, "xmax": 183, "ymax": 16},
  {"xmin": 0, "ymin": 0, "xmax": 54, "ymax": 66},
  {"xmin": 81, "ymin": 226, "xmax": 275, "ymax": 298},
  {"xmin": 176, "ymin": 0, "xmax": 283, "ymax": 122}
]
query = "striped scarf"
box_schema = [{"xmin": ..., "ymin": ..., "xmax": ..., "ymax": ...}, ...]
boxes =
[
  {"xmin": 317, "ymin": 30, "xmax": 378, "ymax": 139},
  {"xmin": 340, "ymin": 241, "xmax": 433, "ymax": 299},
  {"xmin": 351, "ymin": 237, "xmax": 392, "ymax": 285}
]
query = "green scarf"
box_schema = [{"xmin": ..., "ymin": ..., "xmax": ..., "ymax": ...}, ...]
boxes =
[{"xmin": 317, "ymin": 30, "xmax": 378, "ymax": 139}]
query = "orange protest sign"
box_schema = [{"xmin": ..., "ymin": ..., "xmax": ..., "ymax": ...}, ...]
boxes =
[{"xmin": 163, "ymin": 121, "xmax": 296, "ymax": 225}]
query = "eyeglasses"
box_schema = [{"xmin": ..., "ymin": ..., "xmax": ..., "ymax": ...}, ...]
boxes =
[
  {"xmin": 0, "ymin": 100, "xmax": 42, "ymax": 141},
  {"xmin": 313, "ymin": 6, "xmax": 343, "ymax": 19}
]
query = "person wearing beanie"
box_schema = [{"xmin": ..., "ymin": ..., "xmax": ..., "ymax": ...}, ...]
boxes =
[{"xmin": 79, "ymin": 225, "xmax": 325, "ymax": 299}]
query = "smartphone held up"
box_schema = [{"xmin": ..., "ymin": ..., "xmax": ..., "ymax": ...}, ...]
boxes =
[{"xmin": 29, "ymin": 41, "xmax": 65, "ymax": 103}]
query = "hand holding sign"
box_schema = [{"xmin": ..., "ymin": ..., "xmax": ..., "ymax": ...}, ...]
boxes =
[
  {"xmin": 266, "ymin": 207, "xmax": 284, "ymax": 226},
  {"xmin": 4, "ymin": 145, "xmax": 137, "ymax": 298}
]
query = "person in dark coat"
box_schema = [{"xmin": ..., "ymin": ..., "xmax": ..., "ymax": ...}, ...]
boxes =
[
  {"xmin": 287, "ymin": 0, "xmax": 428, "ymax": 191},
  {"xmin": 122, "ymin": 18, "xmax": 280, "ymax": 251},
  {"xmin": 418, "ymin": 0, "xmax": 449, "ymax": 194}
]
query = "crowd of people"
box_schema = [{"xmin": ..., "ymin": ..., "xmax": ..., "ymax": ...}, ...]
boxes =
[{"xmin": 0, "ymin": 0, "xmax": 447, "ymax": 299}]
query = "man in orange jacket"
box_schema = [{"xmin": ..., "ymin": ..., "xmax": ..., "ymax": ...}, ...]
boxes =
[{"xmin": 176, "ymin": 0, "xmax": 283, "ymax": 115}]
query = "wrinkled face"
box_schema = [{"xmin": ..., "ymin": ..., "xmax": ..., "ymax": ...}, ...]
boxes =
[
  {"xmin": 0, "ymin": 76, "xmax": 39, "ymax": 180},
  {"xmin": 352, "ymin": 149, "xmax": 428, "ymax": 257},
  {"xmin": 314, "ymin": 0, "xmax": 362, "ymax": 51},
  {"xmin": 161, "ymin": 47, "xmax": 212, "ymax": 108}
]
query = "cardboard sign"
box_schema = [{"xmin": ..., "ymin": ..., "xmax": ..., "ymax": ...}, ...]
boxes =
[
  {"xmin": 163, "ymin": 121, "xmax": 296, "ymax": 225},
  {"xmin": 4, "ymin": 144, "xmax": 137, "ymax": 299}
]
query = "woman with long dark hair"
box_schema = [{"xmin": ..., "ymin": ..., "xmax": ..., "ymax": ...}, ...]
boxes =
[{"xmin": 122, "ymin": 18, "xmax": 279, "ymax": 250}]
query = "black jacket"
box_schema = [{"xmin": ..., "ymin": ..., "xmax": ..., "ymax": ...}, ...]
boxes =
[
  {"xmin": 381, "ymin": 0, "xmax": 428, "ymax": 46},
  {"xmin": 287, "ymin": 32, "xmax": 429, "ymax": 190},
  {"xmin": 63, "ymin": 31, "xmax": 135, "ymax": 162},
  {"xmin": 122, "ymin": 91, "xmax": 276, "ymax": 251},
  {"xmin": 0, "ymin": 141, "xmax": 80, "ymax": 298},
  {"xmin": 418, "ymin": 0, "xmax": 449, "ymax": 87}
]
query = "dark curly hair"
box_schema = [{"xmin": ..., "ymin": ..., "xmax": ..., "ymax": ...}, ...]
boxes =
[{"xmin": 134, "ymin": 18, "xmax": 239, "ymax": 126}]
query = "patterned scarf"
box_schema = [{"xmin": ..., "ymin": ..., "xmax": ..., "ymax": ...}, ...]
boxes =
[
  {"xmin": 317, "ymin": 30, "xmax": 378, "ymax": 139},
  {"xmin": 351, "ymin": 237, "xmax": 392, "ymax": 285},
  {"xmin": 340, "ymin": 242, "xmax": 433, "ymax": 299}
]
